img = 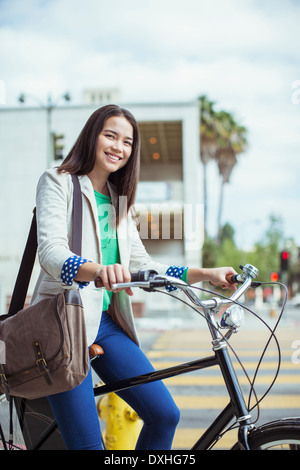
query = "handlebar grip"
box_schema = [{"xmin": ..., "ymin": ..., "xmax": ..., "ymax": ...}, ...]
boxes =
[
  {"xmin": 95, "ymin": 270, "xmax": 159, "ymax": 288},
  {"xmin": 226, "ymin": 274, "xmax": 238, "ymax": 284},
  {"xmin": 131, "ymin": 270, "xmax": 158, "ymax": 282},
  {"xmin": 130, "ymin": 272, "xmax": 144, "ymax": 282}
]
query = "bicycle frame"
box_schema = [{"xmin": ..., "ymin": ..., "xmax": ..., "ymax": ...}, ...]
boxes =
[
  {"xmin": 3, "ymin": 265, "xmax": 259, "ymax": 450},
  {"xmin": 93, "ymin": 353, "xmax": 251, "ymax": 450},
  {"xmin": 95, "ymin": 265, "xmax": 259, "ymax": 450},
  {"xmin": 92, "ymin": 315, "xmax": 252, "ymax": 450},
  {"xmin": 10, "ymin": 350, "xmax": 249, "ymax": 451}
]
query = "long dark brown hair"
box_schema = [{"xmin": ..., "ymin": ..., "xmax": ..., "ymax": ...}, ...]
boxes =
[{"xmin": 58, "ymin": 104, "xmax": 140, "ymax": 225}]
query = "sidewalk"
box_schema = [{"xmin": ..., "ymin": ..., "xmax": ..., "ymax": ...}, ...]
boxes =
[{"xmin": 135, "ymin": 302, "xmax": 300, "ymax": 333}]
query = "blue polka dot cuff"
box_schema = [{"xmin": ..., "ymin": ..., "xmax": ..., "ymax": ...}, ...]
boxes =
[
  {"xmin": 61, "ymin": 255, "xmax": 91, "ymax": 289},
  {"xmin": 165, "ymin": 265, "xmax": 188, "ymax": 291}
]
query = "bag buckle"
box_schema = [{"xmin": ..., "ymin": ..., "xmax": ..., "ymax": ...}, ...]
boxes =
[
  {"xmin": 33, "ymin": 342, "xmax": 53, "ymax": 385},
  {"xmin": 36, "ymin": 357, "xmax": 47, "ymax": 369}
]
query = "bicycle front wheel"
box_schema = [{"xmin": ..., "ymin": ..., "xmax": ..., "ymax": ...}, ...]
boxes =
[{"xmin": 232, "ymin": 419, "xmax": 300, "ymax": 450}]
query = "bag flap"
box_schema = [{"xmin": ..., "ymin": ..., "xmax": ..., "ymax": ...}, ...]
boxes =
[{"xmin": 0, "ymin": 294, "xmax": 64, "ymax": 376}]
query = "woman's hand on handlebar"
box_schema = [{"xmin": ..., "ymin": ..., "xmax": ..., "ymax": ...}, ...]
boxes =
[
  {"xmin": 207, "ymin": 267, "xmax": 237, "ymax": 292},
  {"xmin": 187, "ymin": 267, "xmax": 237, "ymax": 292},
  {"xmin": 94, "ymin": 264, "xmax": 133, "ymax": 296}
]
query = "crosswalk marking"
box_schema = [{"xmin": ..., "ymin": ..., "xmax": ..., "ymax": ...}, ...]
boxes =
[
  {"xmin": 152, "ymin": 341, "xmax": 280, "ymax": 349},
  {"xmin": 173, "ymin": 428, "xmax": 238, "ymax": 449},
  {"xmin": 163, "ymin": 374, "xmax": 300, "ymax": 386},
  {"xmin": 172, "ymin": 394, "xmax": 300, "ymax": 409},
  {"xmin": 145, "ymin": 325, "xmax": 300, "ymax": 449},
  {"xmin": 148, "ymin": 360, "xmax": 297, "ymax": 370},
  {"xmin": 148, "ymin": 349, "xmax": 294, "ymax": 358}
]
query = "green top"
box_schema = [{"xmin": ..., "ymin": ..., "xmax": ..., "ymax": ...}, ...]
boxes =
[
  {"xmin": 94, "ymin": 190, "xmax": 189, "ymax": 312},
  {"xmin": 181, "ymin": 268, "xmax": 188, "ymax": 283},
  {"xmin": 94, "ymin": 190, "xmax": 120, "ymax": 312}
]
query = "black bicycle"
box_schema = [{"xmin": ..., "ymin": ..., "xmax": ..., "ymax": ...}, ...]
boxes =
[{"xmin": 1, "ymin": 263, "xmax": 300, "ymax": 450}]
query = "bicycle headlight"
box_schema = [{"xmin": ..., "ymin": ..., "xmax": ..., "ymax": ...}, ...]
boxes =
[{"xmin": 221, "ymin": 305, "xmax": 245, "ymax": 329}]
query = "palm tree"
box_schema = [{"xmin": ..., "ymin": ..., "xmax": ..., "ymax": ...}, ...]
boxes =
[
  {"xmin": 199, "ymin": 97, "xmax": 248, "ymax": 242},
  {"xmin": 215, "ymin": 111, "xmax": 248, "ymax": 243},
  {"xmin": 199, "ymin": 95, "xmax": 218, "ymax": 235}
]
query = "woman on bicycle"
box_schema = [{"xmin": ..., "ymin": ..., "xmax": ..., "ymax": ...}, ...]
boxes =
[{"xmin": 31, "ymin": 104, "xmax": 236, "ymax": 450}]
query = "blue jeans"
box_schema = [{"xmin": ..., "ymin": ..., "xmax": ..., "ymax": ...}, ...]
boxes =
[{"xmin": 47, "ymin": 311, "xmax": 180, "ymax": 450}]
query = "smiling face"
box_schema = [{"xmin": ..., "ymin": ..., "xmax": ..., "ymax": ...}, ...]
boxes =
[{"xmin": 94, "ymin": 115, "xmax": 134, "ymax": 179}]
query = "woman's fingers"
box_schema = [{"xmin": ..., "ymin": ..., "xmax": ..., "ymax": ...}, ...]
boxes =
[{"xmin": 96, "ymin": 264, "xmax": 133, "ymax": 296}]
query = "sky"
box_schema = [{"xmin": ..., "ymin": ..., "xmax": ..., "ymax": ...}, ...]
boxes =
[{"xmin": 0, "ymin": 0, "xmax": 300, "ymax": 250}]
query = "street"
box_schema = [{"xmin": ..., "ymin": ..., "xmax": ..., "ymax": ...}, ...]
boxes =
[
  {"xmin": 136, "ymin": 303, "xmax": 300, "ymax": 450},
  {"xmin": 1, "ymin": 303, "xmax": 299, "ymax": 450}
]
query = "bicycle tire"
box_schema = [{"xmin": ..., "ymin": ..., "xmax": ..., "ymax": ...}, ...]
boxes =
[{"xmin": 231, "ymin": 418, "xmax": 300, "ymax": 450}]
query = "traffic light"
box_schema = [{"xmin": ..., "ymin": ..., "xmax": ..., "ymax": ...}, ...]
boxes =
[
  {"xmin": 51, "ymin": 132, "xmax": 65, "ymax": 160},
  {"xmin": 280, "ymin": 250, "xmax": 289, "ymax": 272},
  {"xmin": 270, "ymin": 272, "xmax": 279, "ymax": 282}
]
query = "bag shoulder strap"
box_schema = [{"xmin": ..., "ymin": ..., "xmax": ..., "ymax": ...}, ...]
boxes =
[
  {"xmin": 7, "ymin": 174, "xmax": 82, "ymax": 316},
  {"xmin": 70, "ymin": 174, "xmax": 82, "ymax": 257}
]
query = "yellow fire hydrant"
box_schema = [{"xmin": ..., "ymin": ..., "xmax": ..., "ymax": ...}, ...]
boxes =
[
  {"xmin": 89, "ymin": 344, "xmax": 143, "ymax": 450},
  {"xmin": 97, "ymin": 392, "xmax": 143, "ymax": 450}
]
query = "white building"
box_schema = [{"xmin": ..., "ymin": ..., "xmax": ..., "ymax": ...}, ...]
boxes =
[{"xmin": 0, "ymin": 95, "xmax": 202, "ymax": 316}]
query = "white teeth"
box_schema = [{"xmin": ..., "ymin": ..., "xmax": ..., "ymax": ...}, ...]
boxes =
[{"xmin": 106, "ymin": 153, "xmax": 120, "ymax": 161}]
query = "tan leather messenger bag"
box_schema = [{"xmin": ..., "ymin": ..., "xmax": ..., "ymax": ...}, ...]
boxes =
[{"xmin": 0, "ymin": 175, "xmax": 89, "ymax": 400}]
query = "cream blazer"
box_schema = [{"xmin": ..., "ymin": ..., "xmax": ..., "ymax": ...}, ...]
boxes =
[{"xmin": 31, "ymin": 168, "xmax": 169, "ymax": 345}]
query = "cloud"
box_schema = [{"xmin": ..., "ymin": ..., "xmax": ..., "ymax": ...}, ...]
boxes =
[
  {"xmin": 1, "ymin": 0, "xmax": 300, "ymax": 246},
  {"xmin": 1, "ymin": 0, "xmax": 299, "ymax": 106}
]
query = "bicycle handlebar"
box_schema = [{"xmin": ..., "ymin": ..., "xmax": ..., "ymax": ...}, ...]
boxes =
[
  {"xmin": 226, "ymin": 264, "xmax": 260, "ymax": 285},
  {"xmin": 103, "ymin": 263, "xmax": 260, "ymax": 312},
  {"xmin": 226, "ymin": 273, "xmax": 240, "ymax": 284},
  {"xmin": 130, "ymin": 270, "xmax": 158, "ymax": 283}
]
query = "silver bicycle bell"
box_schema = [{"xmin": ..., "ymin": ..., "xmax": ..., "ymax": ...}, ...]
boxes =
[{"xmin": 220, "ymin": 264, "xmax": 258, "ymax": 331}]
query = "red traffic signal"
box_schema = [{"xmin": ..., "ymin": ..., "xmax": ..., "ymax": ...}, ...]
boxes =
[
  {"xmin": 280, "ymin": 251, "xmax": 289, "ymax": 271},
  {"xmin": 270, "ymin": 272, "xmax": 279, "ymax": 282}
]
